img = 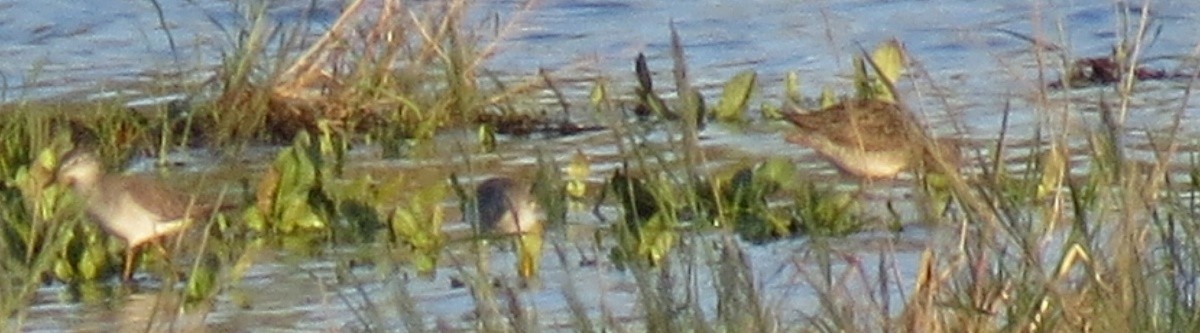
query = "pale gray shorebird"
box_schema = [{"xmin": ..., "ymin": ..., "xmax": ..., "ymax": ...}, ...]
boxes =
[
  {"xmin": 782, "ymin": 99, "xmax": 960, "ymax": 179},
  {"xmin": 56, "ymin": 149, "xmax": 211, "ymax": 281},
  {"xmin": 471, "ymin": 177, "xmax": 542, "ymax": 235}
]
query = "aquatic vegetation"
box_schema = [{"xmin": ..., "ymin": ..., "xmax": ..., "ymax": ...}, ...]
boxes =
[
  {"xmin": 475, "ymin": 70, "xmax": 606, "ymax": 137},
  {"xmin": 993, "ymin": 27, "xmax": 1188, "ymax": 89},
  {"xmin": 243, "ymin": 132, "xmax": 335, "ymax": 236},
  {"xmin": 514, "ymin": 228, "xmax": 544, "ymax": 280},
  {"xmin": 602, "ymin": 168, "xmax": 680, "ymax": 268},
  {"xmin": 0, "ymin": 113, "xmax": 61, "ymax": 261},
  {"xmin": 0, "ymin": 117, "xmax": 136, "ymax": 285},
  {"xmin": 533, "ymin": 152, "xmax": 569, "ymax": 228},
  {"xmin": 632, "ymin": 45, "xmax": 708, "ymax": 130},
  {"xmin": 476, "ymin": 123, "xmax": 497, "ymax": 153},
  {"xmin": 564, "ymin": 149, "xmax": 591, "ymax": 206},
  {"xmin": 713, "ymin": 70, "xmax": 756, "ymax": 123},
  {"xmin": 698, "ymin": 160, "xmax": 794, "ymax": 242},
  {"xmin": 6, "ymin": 144, "xmax": 200, "ymax": 288},
  {"xmin": 789, "ymin": 180, "xmax": 861, "ymax": 237},
  {"xmin": 632, "ymin": 53, "xmax": 673, "ymax": 120},
  {"xmin": 65, "ymin": 104, "xmax": 153, "ymax": 164},
  {"xmin": 386, "ymin": 178, "xmax": 446, "ymax": 276},
  {"xmin": 854, "ymin": 38, "xmax": 906, "ymax": 102},
  {"xmin": 8, "ymin": 0, "xmax": 1200, "ymax": 331},
  {"xmin": 14, "ymin": 147, "xmax": 104, "ymax": 281}
]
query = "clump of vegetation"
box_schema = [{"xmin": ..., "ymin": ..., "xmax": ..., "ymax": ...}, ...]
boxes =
[
  {"xmin": 5, "ymin": 0, "xmax": 1200, "ymax": 332},
  {"xmin": 242, "ymin": 132, "xmax": 336, "ymax": 237},
  {"xmin": 138, "ymin": 0, "xmax": 604, "ymax": 154},
  {"xmin": 385, "ymin": 177, "xmax": 447, "ymax": 276},
  {"xmin": 600, "ymin": 167, "xmax": 681, "ymax": 268}
]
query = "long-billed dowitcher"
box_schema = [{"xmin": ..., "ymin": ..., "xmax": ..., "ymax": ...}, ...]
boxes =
[
  {"xmin": 471, "ymin": 177, "xmax": 542, "ymax": 235},
  {"xmin": 782, "ymin": 99, "xmax": 959, "ymax": 179},
  {"xmin": 56, "ymin": 150, "xmax": 209, "ymax": 281}
]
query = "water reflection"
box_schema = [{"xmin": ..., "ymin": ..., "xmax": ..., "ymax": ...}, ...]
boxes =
[
  {"xmin": 95, "ymin": 293, "xmax": 208, "ymax": 332},
  {"xmin": 8, "ymin": 0, "xmax": 1200, "ymax": 331}
]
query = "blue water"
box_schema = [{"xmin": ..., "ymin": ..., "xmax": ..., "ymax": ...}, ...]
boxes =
[{"xmin": 5, "ymin": 0, "xmax": 1200, "ymax": 330}]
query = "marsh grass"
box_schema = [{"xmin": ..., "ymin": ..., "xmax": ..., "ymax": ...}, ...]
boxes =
[
  {"xmin": 0, "ymin": 109, "xmax": 86, "ymax": 324},
  {"xmin": 380, "ymin": 6, "xmax": 1200, "ymax": 333},
  {"xmin": 869, "ymin": 7, "xmax": 1200, "ymax": 333},
  {"xmin": 123, "ymin": 0, "xmax": 547, "ymax": 153},
  {"xmin": 6, "ymin": 0, "xmax": 1200, "ymax": 332},
  {"xmin": 264, "ymin": 19, "xmax": 1200, "ymax": 333}
]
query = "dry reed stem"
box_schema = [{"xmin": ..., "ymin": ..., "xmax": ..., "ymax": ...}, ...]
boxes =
[{"xmin": 275, "ymin": 0, "xmax": 368, "ymax": 96}]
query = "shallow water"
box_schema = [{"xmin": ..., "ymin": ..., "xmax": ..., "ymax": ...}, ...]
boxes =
[{"xmin": 6, "ymin": 0, "xmax": 1200, "ymax": 331}]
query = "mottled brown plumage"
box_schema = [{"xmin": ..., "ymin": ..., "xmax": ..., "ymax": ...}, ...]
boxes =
[{"xmin": 783, "ymin": 100, "xmax": 959, "ymax": 179}]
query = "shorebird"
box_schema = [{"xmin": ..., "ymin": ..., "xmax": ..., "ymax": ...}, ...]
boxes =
[
  {"xmin": 467, "ymin": 177, "xmax": 545, "ymax": 279},
  {"xmin": 471, "ymin": 177, "xmax": 542, "ymax": 235},
  {"xmin": 56, "ymin": 149, "xmax": 208, "ymax": 281},
  {"xmin": 782, "ymin": 99, "xmax": 960, "ymax": 179}
]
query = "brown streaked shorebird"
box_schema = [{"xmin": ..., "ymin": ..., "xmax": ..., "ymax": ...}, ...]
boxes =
[
  {"xmin": 782, "ymin": 99, "xmax": 960, "ymax": 179},
  {"xmin": 471, "ymin": 177, "xmax": 542, "ymax": 235},
  {"xmin": 56, "ymin": 150, "xmax": 209, "ymax": 281}
]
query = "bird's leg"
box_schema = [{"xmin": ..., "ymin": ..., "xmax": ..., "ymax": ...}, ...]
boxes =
[{"xmin": 122, "ymin": 245, "xmax": 139, "ymax": 282}]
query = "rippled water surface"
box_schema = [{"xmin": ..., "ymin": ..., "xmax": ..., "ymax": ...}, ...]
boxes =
[{"xmin": 6, "ymin": 0, "xmax": 1200, "ymax": 331}]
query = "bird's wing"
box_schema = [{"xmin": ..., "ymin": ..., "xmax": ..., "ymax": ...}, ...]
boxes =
[
  {"xmin": 114, "ymin": 176, "xmax": 201, "ymax": 222},
  {"xmin": 784, "ymin": 100, "xmax": 913, "ymax": 152}
]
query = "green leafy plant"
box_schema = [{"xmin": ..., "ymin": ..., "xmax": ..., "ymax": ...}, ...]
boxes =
[
  {"xmin": 243, "ymin": 132, "xmax": 335, "ymax": 235},
  {"xmin": 790, "ymin": 182, "xmax": 860, "ymax": 237},
  {"xmin": 386, "ymin": 180, "xmax": 446, "ymax": 276},
  {"xmin": 701, "ymin": 159, "xmax": 796, "ymax": 243},
  {"xmin": 604, "ymin": 169, "xmax": 679, "ymax": 268},
  {"xmin": 713, "ymin": 70, "xmax": 756, "ymax": 123},
  {"xmin": 853, "ymin": 39, "xmax": 905, "ymax": 102}
]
